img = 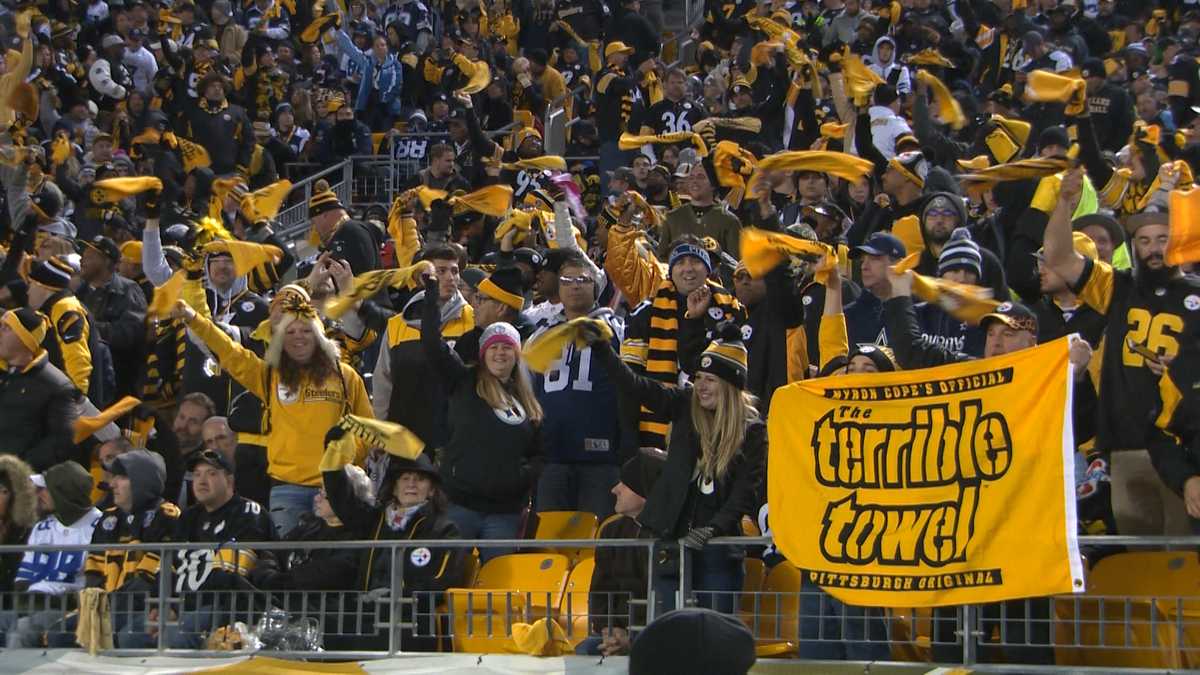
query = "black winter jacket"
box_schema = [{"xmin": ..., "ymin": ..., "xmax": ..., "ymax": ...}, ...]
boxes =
[
  {"xmin": 0, "ymin": 353, "xmax": 79, "ymax": 471},
  {"xmin": 594, "ymin": 344, "xmax": 764, "ymax": 540}
]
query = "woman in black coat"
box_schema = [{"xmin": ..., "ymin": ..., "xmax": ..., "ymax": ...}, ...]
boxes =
[
  {"xmin": 583, "ymin": 321, "xmax": 765, "ymax": 615},
  {"xmin": 321, "ymin": 435, "xmax": 467, "ymax": 652}
]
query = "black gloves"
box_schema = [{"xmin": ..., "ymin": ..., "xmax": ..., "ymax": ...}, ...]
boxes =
[{"xmin": 681, "ymin": 526, "xmax": 715, "ymax": 550}]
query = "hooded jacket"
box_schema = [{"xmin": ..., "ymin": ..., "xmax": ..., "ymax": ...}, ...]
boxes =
[
  {"xmin": 913, "ymin": 191, "xmax": 1011, "ymax": 302},
  {"xmin": 45, "ymin": 460, "xmax": 95, "ymax": 526},
  {"xmin": 0, "ymin": 352, "xmax": 80, "ymax": 471},
  {"xmin": 868, "ymin": 37, "xmax": 911, "ymax": 95},
  {"xmin": 86, "ymin": 450, "xmax": 180, "ymax": 593},
  {"xmin": 0, "ymin": 455, "xmax": 36, "ymax": 594}
]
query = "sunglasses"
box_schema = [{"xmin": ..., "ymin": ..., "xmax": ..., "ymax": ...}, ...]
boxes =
[
  {"xmin": 925, "ymin": 208, "xmax": 958, "ymax": 218},
  {"xmin": 559, "ymin": 275, "xmax": 593, "ymax": 286}
]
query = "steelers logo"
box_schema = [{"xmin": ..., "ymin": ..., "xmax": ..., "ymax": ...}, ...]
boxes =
[
  {"xmin": 859, "ymin": 345, "xmax": 877, "ymax": 353},
  {"xmin": 277, "ymin": 383, "xmax": 300, "ymax": 404},
  {"xmin": 996, "ymin": 302, "xmax": 1013, "ymax": 312},
  {"xmin": 493, "ymin": 398, "xmax": 527, "ymax": 425},
  {"xmin": 708, "ymin": 307, "xmax": 725, "ymax": 320},
  {"xmin": 700, "ymin": 355, "xmax": 712, "ymax": 368},
  {"xmin": 802, "ymin": 295, "xmax": 813, "ymax": 306},
  {"xmin": 1185, "ymin": 295, "xmax": 1200, "ymax": 311},
  {"xmin": 410, "ymin": 547, "xmax": 432, "ymax": 567},
  {"xmin": 741, "ymin": 325, "xmax": 753, "ymax": 341}
]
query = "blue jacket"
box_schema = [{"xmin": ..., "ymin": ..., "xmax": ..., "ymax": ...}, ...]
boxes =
[
  {"xmin": 336, "ymin": 30, "xmax": 403, "ymax": 113},
  {"xmin": 844, "ymin": 290, "xmax": 888, "ymax": 348}
]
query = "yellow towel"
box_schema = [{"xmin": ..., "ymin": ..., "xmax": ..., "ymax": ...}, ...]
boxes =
[
  {"xmin": 958, "ymin": 157, "xmax": 1071, "ymax": 196},
  {"xmin": 91, "ymin": 176, "xmax": 163, "ymax": 203},
  {"xmin": 453, "ymin": 54, "xmax": 492, "ymax": 95},
  {"xmin": 740, "ymin": 227, "xmax": 834, "ymax": 278},
  {"xmin": 618, "ymin": 131, "xmax": 709, "ymax": 156},
  {"xmin": 1024, "ymin": 70, "xmax": 1087, "ymax": 115},
  {"xmin": 1168, "ymin": 187, "xmax": 1200, "ymax": 265},
  {"xmin": 415, "ymin": 184, "xmax": 514, "ymax": 217},
  {"xmin": 523, "ymin": 317, "xmax": 615, "ymax": 373},
  {"xmin": 915, "ymin": 69, "xmax": 965, "ymax": 129},
  {"xmin": 73, "ymin": 396, "xmax": 141, "ymax": 444},
  {"xmin": 841, "ymin": 51, "xmax": 885, "ymax": 105},
  {"xmin": 892, "ymin": 215, "xmax": 924, "ymax": 259},
  {"xmin": 202, "ymin": 240, "xmax": 283, "ymax": 278},
  {"xmin": 324, "ymin": 265, "xmax": 429, "ymax": 318},
  {"xmin": 75, "ymin": 588, "xmax": 112, "ymax": 656},
  {"xmin": 178, "ymin": 136, "xmax": 213, "ymax": 172},
  {"xmin": 748, "ymin": 150, "xmax": 874, "ymax": 198},
  {"xmin": 894, "ymin": 253, "xmax": 1000, "ymax": 323},
  {"xmin": 147, "ymin": 270, "xmax": 186, "ymax": 319},
  {"xmin": 500, "ymin": 156, "xmax": 568, "ymax": 172},
  {"xmin": 239, "ymin": 179, "xmax": 292, "ymax": 223},
  {"xmin": 336, "ymin": 414, "xmax": 424, "ymax": 459}
]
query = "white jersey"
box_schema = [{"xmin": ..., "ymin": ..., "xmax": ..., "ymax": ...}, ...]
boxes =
[{"xmin": 17, "ymin": 508, "xmax": 102, "ymax": 595}]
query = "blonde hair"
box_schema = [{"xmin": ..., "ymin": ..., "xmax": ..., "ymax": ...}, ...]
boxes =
[
  {"xmin": 476, "ymin": 364, "xmax": 544, "ymax": 424},
  {"xmin": 690, "ymin": 379, "xmax": 759, "ymax": 481}
]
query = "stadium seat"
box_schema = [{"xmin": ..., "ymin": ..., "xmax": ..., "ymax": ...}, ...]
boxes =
[
  {"xmin": 749, "ymin": 561, "xmax": 801, "ymax": 658},
  {"xmin": 560, "ymin": 557, "xmax": 596, "ymax": 648},
  {"xmin": 887, "ymin": 607, "xmax": 933, "ymax": 662},
  {"xmin": 447, "ymin": 553, "xmax": 571, "ymax": 653},
  {"xmin": 1054, "ymin": 551, "xmax": 1200, "ymax": 668},
  {"xmin": 533, "ymin": 511, "xmax": 600, "ymax": 566}
]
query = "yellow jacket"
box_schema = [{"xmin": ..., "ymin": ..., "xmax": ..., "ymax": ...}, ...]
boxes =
[
  {"xmin": 603, "ymin": 223, "xmax": 666, "ymax": 307},
  {"xmin": 0, "ymin": 38, "xmax": 32, "ymax": 129},
  {"xmin": 186, "ymin": 313, "xmax": 373, "ymax": 486},
  {"xmin": 44, "ymin": 294, "xmax": 93, "ymax": 395},
  {"xmin": 818, "ymin": 312, "xmax": 850, "ymax": 374}
]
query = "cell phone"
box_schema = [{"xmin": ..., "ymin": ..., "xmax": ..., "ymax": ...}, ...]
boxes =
[{"xmin": 1126, "ymin": 338, "xmax": 1161, "ymax": 362}]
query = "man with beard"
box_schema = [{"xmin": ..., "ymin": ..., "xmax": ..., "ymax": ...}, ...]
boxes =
[
  {"xmin": 1043, "ymin": 169, "xmax": 1200, "ymax": 536},
  {"xmin": 913, "ymin": 193, "xmax": 1010, "ymax": 301},
  {"xmin": 184, "ymin": 72, "xmax": 253, "ymax": 176}
]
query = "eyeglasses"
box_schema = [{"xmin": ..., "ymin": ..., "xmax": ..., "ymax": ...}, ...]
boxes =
[
  {"xmin": 925, "ymin": 208, "xmax": 958, "ymax": 219},
  {"xmin": 559, "ymin": 275, "xmax": 594, "ymax": 286}
]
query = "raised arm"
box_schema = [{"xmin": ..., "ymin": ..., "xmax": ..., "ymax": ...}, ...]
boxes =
[
  {"xmin": 589, "ymin": 330, "xmax": 684, "ymax": 415},
  {"xmin": 1042, "ymin": 168, "xmax": 1087, "ymax": 288},
  {"xmin": 419, "ymin": 276, "xmax": 471, "ymax": 384},
  {"xmin": 176, "ymin": 301, "xmax": 268, "ymax": 400}
]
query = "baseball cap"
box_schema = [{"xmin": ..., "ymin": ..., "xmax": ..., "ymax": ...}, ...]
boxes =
[
  {"xmin": 850, "ymin": 232, "xmax": 907, "ymax": 260},
  {"xmin": 981, "ymin": 301, "xmax": 1038, "ymax": 333},
  {"xmin": 803, "ymin": 200, "xmax": 847, "ymax": 222},
  {"xmin": 186, "ymin": 449, "xmax": 235, "ymax": 474},
  {"xmin": 79, "ymin": 235, "xmax": 121, "ymax": 263},
  {"xmin": 101, "ymin": 34, "xmax": 124, "ymax": 49},
  {"xmin": 604, "ymin": 41, "xmax": 634, "ymax": 61},
  {"xmin": 1035, "ymin": 231, "xmax": 1099, "ymax": 261},
  {"xmin": 1080, "ymin": 58, "xmax": 1106, "ymax": 79}
]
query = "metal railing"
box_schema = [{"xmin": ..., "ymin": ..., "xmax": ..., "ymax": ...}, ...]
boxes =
[{"xmin": 2, "ymin": 534, "xmax": 1198, "ymax": 669}]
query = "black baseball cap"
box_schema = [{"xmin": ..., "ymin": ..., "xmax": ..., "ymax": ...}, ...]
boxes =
[
  {"xmin": 186, "ymin": 449, "xmax": 235, "ymax": 474},
  {"xmin": 79, "ymin": 235, "xmax": 121, "ymax": 263},
  {"xmin": 851, "ymin": 232, "xmax": 907, "ymax": 260},
  {"xmin": 980, "ymin": 301, "xmax": 1038, "ymax": 334}
]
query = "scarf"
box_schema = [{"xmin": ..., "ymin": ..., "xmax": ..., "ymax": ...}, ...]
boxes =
[{"xmin": 625, "ymin": 280, "xmax": 740, "ymax": 450}]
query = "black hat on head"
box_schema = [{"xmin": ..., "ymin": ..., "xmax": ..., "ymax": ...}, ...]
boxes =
[
  {"xmin": 630, "ymin": 608, "xmax": 756, "ymax": 675},
  {"xmin": 697, "ymin": 322, "xmax": 750, "ymax": 389},
  {"xmin": 478, "ymin": 266, "xmax": 526, "ymax": 311},
  {"xmin": 186, "ymin": 449, "xmax": 235, "ymax": 474},
  {"xmin": 619, "ymin": 451, "xmax": 665, "ymax": 498},
  {"xmin": 385, "ymin": 453, "xmax": 440, "ymax": 483},
  {"xmin": 79, "ymin": 235, "xmax": 121, "ymax": 263}
]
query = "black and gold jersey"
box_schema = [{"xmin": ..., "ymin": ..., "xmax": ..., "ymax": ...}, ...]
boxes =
[
  {"xmin": 1072, "ymin": 257, "xmax": 1200, "ymax": 450},
  {"xmin": 85, "ymin": 500, "xmax": 181, "ymax": 593},
  {"xmin": 638, "ymin": 98, "xmax": 706, "ymax": 136},
  {"xmin": 173, "ymin": 495, "xmax": 273, "ymax": 596},
  {"xmin": 595, "ymin": 67, "xmax": 638, "ymax": 138}
]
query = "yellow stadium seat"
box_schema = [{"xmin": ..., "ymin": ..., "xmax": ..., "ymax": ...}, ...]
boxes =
[
  {"xmin": 560, "ymin": 557, "xmax": 595, "ymax": 648},
  {"xmin": 751, "ymin": 561, "xmax": 801, "ymax": 658},
  {"xmin": 447, "ymin": 553, "xmax": 571, "ymax": 653},
  {"xmin": 738, "ymin": 558, "xmax": 766, "ymax": 637},
  {"xmin": 887, "ymin": 607, "xmax": 933, "ymax": 662},
  {"xmin": 534, "ymin": 511, "xmax": 599, "ymax": 566},
  {"xmin": 371, "ymin": 132, "xmax": 387, "ymax": 154},
  {"xmin": 740, "ymin": 515, "xmax": 760, "ymax": 537},
  {"xmin": 1054, "ymin": 551, "xmax": 1200, "ymax": 668}
]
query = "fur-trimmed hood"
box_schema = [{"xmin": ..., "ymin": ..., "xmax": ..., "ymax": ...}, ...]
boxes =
[
  {"xmin": 264, "ymin": 312, "xmax": 341, "ymax": 369},
  {"xmin": 0, "ymin": 454, "xmax": 37, "ymax": 529}
]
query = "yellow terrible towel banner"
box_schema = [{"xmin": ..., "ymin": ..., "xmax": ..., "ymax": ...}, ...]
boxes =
[
  {"xmin": 90, "ymin": 176, "xmax": 163, "ymax": 204},
  {"xmin": 414, "ymin": 184, "xmax": 514, "ymax": 217},
  {"xmin": 1023, "ymin": 70, "xmax": 1086, "ymax": 115},
  {"xmin": 915, "ymin": 69, "xmax": 965, "ymax": 130},
  {"xmin": 748, "ymin": 150, "xmax": 874, "ymax": 198},
  {"xmin": 767, "ymin": 337, "xmax": 1084, "ymax": 607},
  {"xmin": 523, "ymin": 317, "xmax": 614, "ymax": 373},
  {"xmin": 740, "ymin": 227, "xmax": 834, "ymax": 278},
  {"xmin": 1168, "ymin": 187, "xmax": 1200, "ymax": 265},
  {"xmin": 202, "ymin": 240, "xmax": 283, "ymax": 278}
]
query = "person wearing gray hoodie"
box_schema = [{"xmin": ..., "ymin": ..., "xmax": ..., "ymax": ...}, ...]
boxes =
[{"xmin": 84, "ymin": 450, "xmax": 180, "ymax": 648}]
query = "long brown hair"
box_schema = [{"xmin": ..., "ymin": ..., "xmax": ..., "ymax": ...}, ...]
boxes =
[
  {"xmin": 690, "ymin": 379, "xmax": 759, "ymax": 481},
  {"xmin": 277, "ymin": 345, "xmax": 339, "ymax": 392},
  {"xmin": 476, "ymin": 364, "xmax": 544, "ymax": 424}
]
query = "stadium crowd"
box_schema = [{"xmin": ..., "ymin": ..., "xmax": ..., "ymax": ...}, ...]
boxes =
[{"xmin": 0, "ymin": 0, "xmax": 1192, "ymax": 662}]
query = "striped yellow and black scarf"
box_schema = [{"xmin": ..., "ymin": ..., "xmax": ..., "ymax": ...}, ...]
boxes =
[
  {"xmin": 141, "ymin": 317, "xmax": 187, "ymax": 406},
  {"xmin": 621, "ymin": 280, "xmax": 741, "ymax": 450}
]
